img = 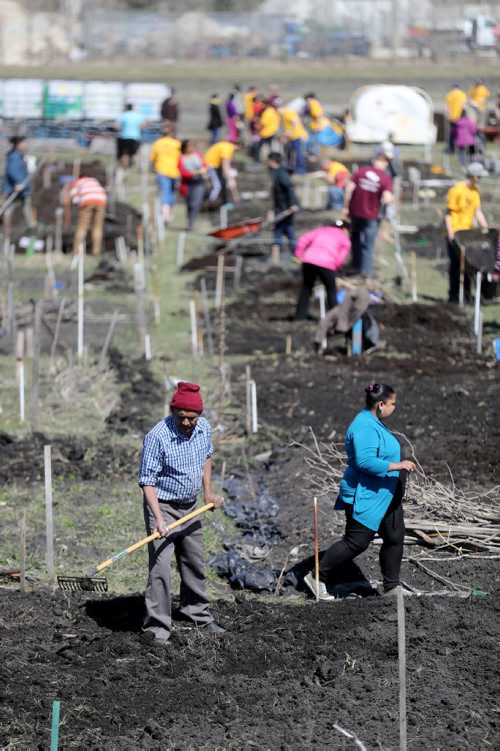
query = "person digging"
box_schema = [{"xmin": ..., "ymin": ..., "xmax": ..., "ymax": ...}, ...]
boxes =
[{"xmin": 139, "ymin": 382, "xmax": 225, "ymax": 643}]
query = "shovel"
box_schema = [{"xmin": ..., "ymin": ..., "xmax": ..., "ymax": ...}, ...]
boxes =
[{"xmin": 58, "ymin": 502, "xmax": 215, "ymax": 593}]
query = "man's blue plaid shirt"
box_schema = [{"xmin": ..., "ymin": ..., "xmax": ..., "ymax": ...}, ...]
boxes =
[{"xmin": 138, "ymin": 415, "xmax": 213, "ymax": 502}]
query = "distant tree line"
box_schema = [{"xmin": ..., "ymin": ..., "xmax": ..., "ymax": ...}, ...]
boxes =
[{"xmin": 118, "ymin": 0, "xmax": 262, "ymax": 10}]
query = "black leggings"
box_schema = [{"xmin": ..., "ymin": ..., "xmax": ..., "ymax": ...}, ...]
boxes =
[
  {"xmin": 295, "ymin": 263, "xmax": 338, "ymax": 320},
  {"xmin": 319, "ymin": 496, "xmax": 405, "ymax": 592}
]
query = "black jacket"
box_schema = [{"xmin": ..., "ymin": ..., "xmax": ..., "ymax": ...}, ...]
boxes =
[
  {"xmin": 207, "ymin": 99, "xmax": 223, "ymax": 130},
  {"xmin": 270, "ymin": 166, "xmax": 299, "ymax": 213}
]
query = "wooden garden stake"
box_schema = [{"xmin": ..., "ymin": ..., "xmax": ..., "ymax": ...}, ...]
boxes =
[
  {"xmin": 17, "ymin": 331, "xmax": 25, "ymax": 422},
  {"xmin": 190, "ymin": 299, "xmax": 198, "ymax": 356},
  {"xmin": 250, "ymin": 379, "xmax": 258, "ymax": 433},
  {"xmin": 219, "ymin": 203, "xmax": 228, "ymax": 229},
  {"xmin": 49, "ymin": 297, "xmax": 66, "ymax": 375},
  {"xmin": 193, "ymin": 290, "xmax": 204, "ymax": 355},
  {"xmin": 410, "ymin": 251, "xmax": 417, "ymax": 303},
  {"xmin": 200, "ymin": 278, "xmax": 214, "ymax": 356},
  {"xmin": 98, "ymin": 310, "xmax": 119, "ymax": 371},
  {"xmin": 271, "ymin": 243, "xmax": 281, "ymax": 267},
  {"xmin": 176, "ymin": 231, "xmax": 186, "ymax": 268},
  {"xmin": 397, "ymin": 588, "xmax": 407, "ymax": 751},
  {"xmin": 55, "ymin": 208, "xmax": 63, "ymax": 254},
  {"xmin": 285, "ymin": 335, "xmax": 292, "ymax": 355},
  {"xmin": 215, "ymin": 254, "xmax": 225, "ymax": 309},
  {"xmin": 30, "ymin": 301, "xmax": 43, "ymax": 434},
  {"xmin": 44, "ymin": 444, "xmax": 54, "ymax": 575},
  {"xmin": 473, "ymin": 272, "xmax": 482, "ymax": 336},
  {"xmin": 458, "ymin": 246, "xmax": 465, "ymax": 307},
  {"xmin": 133, "ymin": 263, "xmax": 147, "ymax": 351},
  {"xmin": 476, "ymin": 312, "xmax": 483, "ymax": 355},
  {"xmin": 77, "ymin": 245, "xmax": 84, "ymax": 360},
  {"xmin": 19, "ymin": 509, "xmax": 26, "ymax": 592},
  {"xmin": 151, "ymin": 264, "xmax": 161, "ymax": 324},
  {"xmin": 245, "ymin": 365, "xmax": 252, "ymax": 434},
  {"xmin": 313, "ymin": 497, "xmax": 319, "ymax": 603},
  {"xmin": 144, "ymin": 333, "xmax": 152, "ymax": 361}
]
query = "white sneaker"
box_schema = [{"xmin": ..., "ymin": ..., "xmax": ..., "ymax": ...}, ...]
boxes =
[{"xmin": 303, "ymin": 572, "xmax": 338, "ymax": 602}]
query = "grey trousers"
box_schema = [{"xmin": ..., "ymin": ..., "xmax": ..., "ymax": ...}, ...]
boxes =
[{"xmin": 143, "ymin": 500, "xmax": 213, "ymax": 641}]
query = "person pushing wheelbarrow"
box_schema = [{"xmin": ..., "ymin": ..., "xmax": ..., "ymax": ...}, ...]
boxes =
[{"xmin": 139, "ymin": 382, "xmax": 225, "ymax": 643}]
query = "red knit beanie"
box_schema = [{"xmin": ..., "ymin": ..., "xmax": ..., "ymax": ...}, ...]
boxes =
[{"xmin": 170, "ymin": 382, "xmax": 204, "ymax": 412}]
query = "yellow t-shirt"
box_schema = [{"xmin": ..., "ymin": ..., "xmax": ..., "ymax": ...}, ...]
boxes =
[
  {"xmin": 446, "ymin": 180, "xmax": 481, "ymax": 233},
  {"xmin": 469, "ymin": 84, "xmax": 490, "ymax": 110},
  {"xmin": 259, "ymin": 107, "xmax": 281, "ymax": 138},
  {"xmin": 281, "ymin": 108, "xmax": 307, "ymax": 141},
  {"xmin": 444, "ymin": 89, "xmax": 468, "ymax": 122},
  {"xmin": 150, "ymin": 136, "xmax": 181, "ymax": 178},
  {"xmin": 307, "ymin": 98, "xmax": 327, "ymax": 132},
  {"xmin": 204, "ymin": 141, "xmax": 236, "ymax": 169},
  {"xmin": 243, "ymin": 91, "xmax": 256, "ymax": 123},
  {"xmin": 327, "ymin": 160, "xmax": 350, "ymax": 186}
]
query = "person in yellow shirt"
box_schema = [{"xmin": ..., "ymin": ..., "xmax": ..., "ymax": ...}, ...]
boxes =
[
  {"xmin": 204, "ymin": 140, "xmax": 240, "ymax": 204},
  {"xmin": 444, "ymin": 83, "xmax": 468, "ymax": 154},
  {"xmin": 243, "ymin": 85, "xmax": 259, "ymax": 127},
  {"xmin": 150, "ymin": 123, "xmax": 181, "ymax": 224},
  {"xmin": 444, "ymin": 162, "xmax": 488, "ymax": 303},
  {"xmin": 279, "ymin": 106, "xmax": 308, "ymax": 174},
  {"xmin": 254, "ymin": 101, "xmax": 281, "ymax": 162},
  {"xmin": 468, "ymin": 78, "xmax": 490, "ymax": 127},
  {"xmin": 304, "ymin": 92, "xmax": 328, "ymax": 160},
  {"xmin": 323, "ymin": 159, "xmax": 350, "ymax": 209}
]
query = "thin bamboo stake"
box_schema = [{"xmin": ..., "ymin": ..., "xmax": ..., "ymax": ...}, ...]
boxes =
[
  {"xmin": 30, "ymin": 301, "xmax": 43, "ymax": 434},
  {"xmin": 19, "ymin": 509, "xmax": 26, "ymax": 592},
  {"xmin": 410, "ymin": 251, "xmax": 417, "ymax": 303},
  {"xmin": 49, "ymin": 297, "xmax": 66, "ymax": 374},
  {"xmin": 77, "ymin": 244, "xmax": 84, "ymax": 360},
  {"xmin": 98, "ymin": 310, "xmax": 119, "ymax": 371},
  {"xmin": 285, "ymin": 335, "xmax": 292, "ymax": 355},
  {"xmin": 215, "ymin": 254, "xmax": 225, "ymax": 309},
  {"xmin": 458, "ymin": 246, "xmax": 465, "ymax": 307},
  {"xmin": 397, "ymin": 588, "xmax": 407, "ymax": 751},
  {"xmin": 200, "ymin": 278, "xmax": 214, "ymax": 356},
  {"xmin": 44, "ymin": 444, "xmax": 54, "ymax": 575},
  {"xmin": 313, "ymin": 496, "xmax": 319, "ymax": 604}
]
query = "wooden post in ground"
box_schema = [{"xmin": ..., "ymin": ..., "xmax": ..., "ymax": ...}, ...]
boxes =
[
  {"xmin": 77, "ymin": 245, "xmax": 84, "ymax": 360},
  {"xmin": 313, "ymin": 497, "xmax": 319, "ymax": 603},
  {"xmin": 410, "ymin": 251, "xmax": 417, "ymax": 303},
  {"xmin": 49, "ymin": 297, "xmax": 66, "ymax": 375},
  {"xmin": 30, "ymin": 301, "xmax": 43, "ymax": 434},
  {"xmin": 16, "ymin": 331, "xmax": 25, "ymax": 422},
  {"xmin": 397, "ymin": 588, "xmax": 407, "ymax": 751},
  {"xmin": 215, "ymin": 254, "xmax": 225, "ymax": 309},
  {"xmin": 98, "ymin": 310, "xmax": 119, "ymax": 371},
  {"xmin": 285, "ymin": 335, "xmax": 292, "ymax": 356},
  {"xmin": 133, "ymin": 263, "xmax": 147, "ymax": 352},
  {"xmin": 44, "ymin": 444, "xmax": 54, "ymax": 575},
  {"xmin": 458, "ymin": 246, "xmax": 465, "ymax": 308},
  {"xmin": 200, "ymin": 278, "xmax": 214, "ymax": 356},
  {"xmin": 19, "ymin": 509, "xmax": 26, "ymax": 592}
]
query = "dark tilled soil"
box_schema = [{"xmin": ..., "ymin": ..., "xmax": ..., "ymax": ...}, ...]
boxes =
[{"xmin": 0, "ymin": 584, "xmax": 498, "ymax": 751}]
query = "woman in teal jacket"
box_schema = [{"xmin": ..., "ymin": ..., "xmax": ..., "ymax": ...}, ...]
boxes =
[{"xmin": 304, "ymin": 383, "xmax": 416, "ymax": 601}]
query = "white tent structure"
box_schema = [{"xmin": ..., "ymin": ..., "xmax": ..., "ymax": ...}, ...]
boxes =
[{"xmin": 346, "ymin": 85, "xmax": 437, "ymax": 145}]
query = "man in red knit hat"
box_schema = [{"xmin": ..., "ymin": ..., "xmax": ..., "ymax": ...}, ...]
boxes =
[{"xmin": 139, "ymin": 382, "xmax": 224, "ymax": 643}]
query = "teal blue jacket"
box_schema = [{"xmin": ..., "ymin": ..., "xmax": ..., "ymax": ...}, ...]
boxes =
[{"xmin": 338, "ymin": 409, "xmax": 400, "ymax": 531}]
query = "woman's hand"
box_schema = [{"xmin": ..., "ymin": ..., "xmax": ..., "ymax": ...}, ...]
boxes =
[{"xmin": 398, "ymin": 460, "xmax": 416, "ymax": 473}]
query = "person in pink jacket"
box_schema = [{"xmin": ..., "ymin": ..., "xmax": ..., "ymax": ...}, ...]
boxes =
[
  {"xmin": 454, "ymin": 110, "xmax": 479, "ymax": 165},
  {"xmin": 294, "ymin": 220, "xmax": 351, "ymax": 320}
]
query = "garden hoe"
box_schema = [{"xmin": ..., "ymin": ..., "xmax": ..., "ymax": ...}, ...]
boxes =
[{"xmin": 57, "ymin": 502, "xmax": 215, "ymax": 593}]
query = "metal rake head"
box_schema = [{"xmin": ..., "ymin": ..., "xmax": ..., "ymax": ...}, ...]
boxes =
[{"xmin": 57, "ymin": 576, "xmax": 108, "ymax": 593}]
